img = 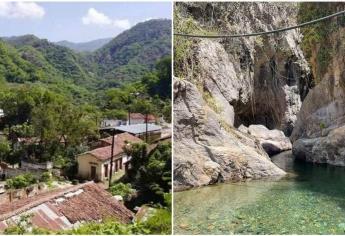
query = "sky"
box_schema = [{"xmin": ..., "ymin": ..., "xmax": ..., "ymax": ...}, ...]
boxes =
[{"xmin": 0, "ymin": 2, "xmax": 171, "ymax": 42}]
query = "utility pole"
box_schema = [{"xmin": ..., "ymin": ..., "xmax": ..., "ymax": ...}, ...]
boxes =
[
  {"xmin": 145, "ymin": 113, "xmax": 148, "ymax": 143},
  {"xmin": 128, "ymin": 92, "xmax": 141, "ymax": 125},
  {"xmin": 128, "ymin": 109, "xmax": 131, "ymax": 125},
  {"xmin": 109, "ymin": 129, "xmax": 115, "ymax": 187}
]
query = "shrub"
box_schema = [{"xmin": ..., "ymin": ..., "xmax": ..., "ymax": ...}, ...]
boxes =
[
  {"xmin": 109, "ymin": 183, "xmax": 135, "ymax": 201},
  {"xmin": 6, "ymin": 173, "xmax": 37, "ymax": 189},
  {"xmin": 141, "ymin": 208, "xmax": 171, "ymax": 235},
  {"xmin": 40, "ymin": 171, "xmax": 52, "ymax": 183}
]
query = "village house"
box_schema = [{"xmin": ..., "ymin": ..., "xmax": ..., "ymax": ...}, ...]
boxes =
[
  {"xmin": 128, "ymin": 113, "xmax": 156, "ymax": 125},
  {"xmin": 0, "ymin": 182, "xmax": 133, "ymax": 232},
  {"xmin": 77, "ymin": 133, "xmax": 142, "ymax": 182}
]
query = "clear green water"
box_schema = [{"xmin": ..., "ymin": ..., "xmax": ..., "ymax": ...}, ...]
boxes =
[{"xmin": 174, "ymin": 151, "xmax": 345, "ymax": 234}]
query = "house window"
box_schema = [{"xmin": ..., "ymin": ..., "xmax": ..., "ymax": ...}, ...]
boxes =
[{"xmin": 104, "ymin": 164, "xmax": 108, "ymax": 178}]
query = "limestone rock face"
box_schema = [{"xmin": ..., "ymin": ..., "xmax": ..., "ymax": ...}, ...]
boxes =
[
  {"xmin": 173, "ymin": 2, "xmax": 317, "ymax": 189},
  {"xmin": 290, "ymin": 9, "xmax": 345, "ymax": 166},
  {"xmin": 240, "ymin": 125, "xmax": 292, "ymax": 155},
  {"xmin": 173, "ymin": 80, "xmax": 285, "ymax": 190},
  {"xmin": 176, "ymin": 2, "xmax": 311, "ymax": 136}
]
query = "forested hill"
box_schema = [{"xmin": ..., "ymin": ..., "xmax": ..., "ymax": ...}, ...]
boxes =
[
  {"xmin": 2, "ymin": 34, "xmax": 94, "ymax": 86},
  {"xmin": 94, "ymin": 19, "xmax": 171, "ymax": 86},
  {"xmin": 55, "ymin": 38, "xmax": 112, "ymax": 52},
  {"xmin": 0, "ymin": 19, "xmax": 171, "ymax": 92}
]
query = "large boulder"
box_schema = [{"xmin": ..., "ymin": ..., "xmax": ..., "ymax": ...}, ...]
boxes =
[
  {"xmin": 243, "ymin": 125, "xmax": 292, "ymax": 155},
  {"xmin": 174, "ymin": 80, "xmax": 285, "ymax": 190},
  {"xmin": 293, "ymin": 125, "xmax": 345, "ymax": 166}
]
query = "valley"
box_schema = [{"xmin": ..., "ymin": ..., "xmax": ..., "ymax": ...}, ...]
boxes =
[{"xmin": 0, "ymin": 15, "xmax": 172, "ymax": 234}]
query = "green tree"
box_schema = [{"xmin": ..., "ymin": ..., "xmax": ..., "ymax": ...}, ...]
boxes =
[
  {"xmin": 0, "ymin": 136, "xmax": 10, "ymax": 162},
  {"xmin": 125, "ymin": 142, "xmax": 171, "ymax": 204},
  {"xmin": 109, "ymin": 183, "xmax": 135, "ymax": 201}
]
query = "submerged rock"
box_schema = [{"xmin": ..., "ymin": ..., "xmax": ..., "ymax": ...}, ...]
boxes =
[{"xmin": 241, "ymin": 125, "xmax": 292, "ymax": 155}]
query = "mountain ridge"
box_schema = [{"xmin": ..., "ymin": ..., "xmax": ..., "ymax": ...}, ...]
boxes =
[
  {"xmin": 0, "ymin": 19, "xmax": 171, "ymax": 91},
  {"xmin": 55, "ymin": 38, "xmax": 112, "ymax": 52}
]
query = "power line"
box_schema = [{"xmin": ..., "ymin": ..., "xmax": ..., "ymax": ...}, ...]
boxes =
[{"xmin": 174, "ymin": 9, "xmax": 345, "ymax": 38}]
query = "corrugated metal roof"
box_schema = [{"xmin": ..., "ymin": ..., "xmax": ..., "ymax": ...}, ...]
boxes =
[{"xmin": 116, "ymin": 124, "xmax": 162, "ymax": 134}]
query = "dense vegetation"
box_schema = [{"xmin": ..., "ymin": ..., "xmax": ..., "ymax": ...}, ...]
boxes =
[
  {"xmin": 94, "ymin": 19, "xmax": 171, "ymax": 84},
  {"xmin": 0, "ymin": 19, "xmax": 171, "ymax": 93},
  {"xmin": 298, "ymin": 2, "xmax": 345, "ymax": 81},
  {"xmin": 0, "ymin": 18, "xmax": 171, "ymax": 173},
  {"xmin": 0, "ymin": 54, "xmax": 171, "ymax": 173},
  {"xmin": 112, "ymin": 140, "xmax": 172, "ymax": 209},
  {"xmin": 56, "ymin": 37, "xmax": 112, "ymax": 52}
]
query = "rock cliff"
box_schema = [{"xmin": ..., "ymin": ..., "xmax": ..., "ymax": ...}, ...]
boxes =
[
  {"xmin": 174, "ymin": 80, "xmax": 285, "ymax": 190},
  {"xmin": 173, "ymin": 2, "xmax": 312, "ymax": 189},
  {"xmin": 291, "ymin": 3, "xmax": 345, "ymax": 165}
]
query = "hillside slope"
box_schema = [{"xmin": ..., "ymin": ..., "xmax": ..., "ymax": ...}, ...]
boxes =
[
  {"xmin": 0, "ymin": 19, "xmax": 171, "ymax": 91},
  {"xmin": 55, "ymin": 38, "xmax": 112, "ymax": 52},
  {"xmin": 94, "ymin": 19, "xmax": 171, "ymax": 85}
]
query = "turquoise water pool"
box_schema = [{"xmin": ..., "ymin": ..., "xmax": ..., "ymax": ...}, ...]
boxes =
[{"xmin": 174, "ymin": 151, "xmax": 345, "ymax": 234}]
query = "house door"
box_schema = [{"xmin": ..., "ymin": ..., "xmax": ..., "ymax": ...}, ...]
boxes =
[
  {"xmin": 90, "ymin": 166, "xmax": 96, "ymax": 180},
  {"xmin": 115, "ymin": 160, "xmax": 118, "ymax": 172},
  {"xmin": 104, "ymin": 164, "xmax": 108, "ymax": 178}
]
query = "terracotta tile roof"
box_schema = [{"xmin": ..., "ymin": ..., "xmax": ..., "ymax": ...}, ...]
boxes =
[
  {"xmin": 87, "ymin": 133, "xmax": 143, "ymax": 161},
  {"xmin": 55, "ymin": 184, "xmax": 133, "ymax": 224},
  {"xmin": 0, "ymin": 222, "xmax": 7, "ymax": 231},
  {"xmin": 0, "ymin": 182, "xmax": 133, "ymax": 232},
  {"xmin": 0, "ymin": 184, "xmax": 84, "ymax": 221},
  {"xmin": 0, "ymin": 162, "xmax": 9, "ymax": 170}
]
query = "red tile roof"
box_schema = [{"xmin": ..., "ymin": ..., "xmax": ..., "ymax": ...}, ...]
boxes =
[
  {"xmin": 55, "ymin": 184, "xmax": 133, "ymax": 224},
  {"xmin": 0, "ymin": 162, "xmax": 9, "ymax": 170},
  {"xmin": 87, "ymin": 133, "xmax": 143, "ymax": 161},
  {"xmin": 0, "ymin": 222, "xmax": 7, "ymax": 232},
  {"xmin": 0, "ymin": 184, "xmax": 84, "ymax": 221},
  {"xmin": 0, "ymin": 182, "xmax": 133, "ymax": 232}
]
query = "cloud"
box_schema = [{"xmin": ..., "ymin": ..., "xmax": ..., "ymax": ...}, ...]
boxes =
[
  {"xmin": 82, "ymin": 8, "xmax": 130, "ymax": 30},
  {"xmin": 0, "ymin": 2, "xmax": 45, "ymax": 19},
  {"xmin": 113, "ymin": 19, "xmax": 131, "ymax": 30}
]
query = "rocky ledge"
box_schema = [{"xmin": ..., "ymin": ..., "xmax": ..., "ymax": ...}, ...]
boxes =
[
  {"xmin": 239, "ymin": 125, "xmax": 292, "ymax": 156},
  {"xmin": 293, "ymin": 125, "xmax": 345, "ymax": 166}
]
